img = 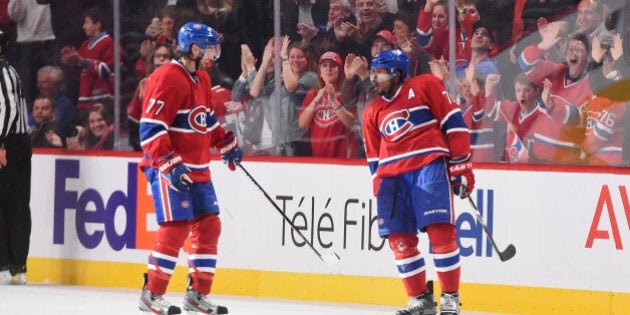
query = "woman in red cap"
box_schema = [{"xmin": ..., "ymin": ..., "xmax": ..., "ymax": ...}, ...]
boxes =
[{"xmin": 298, "ymin": 51, "xmax": 357, "ymax": 158}]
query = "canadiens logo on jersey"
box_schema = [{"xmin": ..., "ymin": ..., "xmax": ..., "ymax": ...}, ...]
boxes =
[
  {"xmin": 188, "ymin": 105, "xmax": 208, "ymax": 133},
  {"xmin": 314, "ymin": 106, "xmax": 340, "ymax": 127},
  {"xmin": 380, "ymin": 109, "xmax": 414, "ymax": 142},
  {"xmin": 379, "ymin": 105, "xmax": 433, "ymax": 142}
]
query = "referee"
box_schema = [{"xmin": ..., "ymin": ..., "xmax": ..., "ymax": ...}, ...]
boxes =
[{"xmin": 0, "ymin": 28, "xmax": 32, "ymax": 285}]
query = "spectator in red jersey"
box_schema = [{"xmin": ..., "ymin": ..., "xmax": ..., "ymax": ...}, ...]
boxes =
[
  {"xmin": 298, "ymin": 51, "xmax": 356, "ymax": 158},
  {"xmin": 581, "ymin": 33, "xmax": 629, "ymax": 166},
  {"xmin": 415, "ymin": 0, "xmax": 449, "ymax": 60},
  {"xmin": 60, "ymin": 7, "xmax": 115, "ymax": 126},
  {"xmin": 481, "ymin": 73, "xmax": 552, "ymax": 163},
  {"xmin": 517, "ymin": 22, "xmax": 591, "ymax": 164},
  {"xmin": 416, "ymin": 0, "xmax": 480, "ymax": 64}
]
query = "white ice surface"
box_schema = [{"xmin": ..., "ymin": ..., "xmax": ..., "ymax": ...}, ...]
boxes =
[{"xmin": 0, "ymin": 283, "xmax": 505, "ymax": 315}]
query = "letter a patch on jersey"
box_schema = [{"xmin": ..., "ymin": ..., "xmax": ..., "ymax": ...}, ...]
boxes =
[{"xmin": 408, "ymin": 88, "xmax": 416, "ymax": 99}]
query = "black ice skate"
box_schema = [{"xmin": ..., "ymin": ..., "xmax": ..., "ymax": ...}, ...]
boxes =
[
  {"xmin": 396, "ymin": 290, "xmax": 437, "ymax": 315},
  {"xmin": 138, "ymin": 273, "xmax": 181, "ymax": 315},
  {"xmin": 439, "ymin": 292, "xmax": 460, "ymax": 315}
]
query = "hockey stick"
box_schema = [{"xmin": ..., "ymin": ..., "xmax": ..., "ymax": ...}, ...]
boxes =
[
  {"xmin": 464, "ymin": 188, "xmax": 516, "ymax": 262},
  {"xmin": 238, "ymin": 164, "xmax": 341, "ymax": 265}
]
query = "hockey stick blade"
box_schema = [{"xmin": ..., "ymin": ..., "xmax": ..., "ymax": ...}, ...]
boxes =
[
  {"xmin": 499, "ymin": 244, "xmax": 516, "ymax": 262},
  {"xmin": 238, "ymin": 164, "xmax": 342, "ymax": 265},
  {"xmin": 320, "ymin": 252, "xmax": 342, "ymax": 266}
]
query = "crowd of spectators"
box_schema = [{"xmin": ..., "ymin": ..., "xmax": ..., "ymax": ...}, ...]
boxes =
[{"xmin": 1, "ymin": 0, "xmax": 629, "ymax": 166}]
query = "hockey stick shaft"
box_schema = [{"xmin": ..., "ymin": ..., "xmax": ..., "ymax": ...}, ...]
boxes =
[
  {"xmin": 238, "ymin": 164, "xmax": 340, "ymax": 264},
  {"xmin": 464, "ymin": 189, "xmax": 516, "ymax": 261}
]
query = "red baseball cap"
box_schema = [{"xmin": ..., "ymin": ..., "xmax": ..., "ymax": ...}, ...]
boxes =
[
  {"xmin": 375, "ymin": 30, "xmax": 394, "ymax": 45},
  {"xmin": 319, "ymin": 51, "xmax": 343, "ymax": 67}
]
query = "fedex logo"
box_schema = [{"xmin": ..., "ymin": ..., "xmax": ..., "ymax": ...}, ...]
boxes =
[{"xmin": 53, "ymin": 159, "xmax": 157, "ymax": 251}]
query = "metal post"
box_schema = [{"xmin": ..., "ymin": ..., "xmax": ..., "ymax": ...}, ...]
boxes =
[{"xmin": 113, "ymin": 0, "xmax": 122, "ymax": 150}]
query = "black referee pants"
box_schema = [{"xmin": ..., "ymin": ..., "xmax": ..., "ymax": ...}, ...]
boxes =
[{"xmin": 0, "ymin": 134, "xmax": 32, "ymax": 274}]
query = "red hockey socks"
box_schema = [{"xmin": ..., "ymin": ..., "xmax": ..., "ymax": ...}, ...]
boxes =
[
  {"xmin": 188, "ymin": 214, "xmax": 222, "ymax": 295},
  {"xmin": 388, "ymin": 233, "xmax": 427, "ymax": 297},
  {"xmin": 427, "ymin": 223, "xmax": 460, "ymax": 293},
  {"xmin": 147, "ymin": 220, "xmax": 189, "ymax": 295}
]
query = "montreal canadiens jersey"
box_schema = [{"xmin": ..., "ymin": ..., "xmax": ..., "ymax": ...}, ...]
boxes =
[
  {"xmin": 362, "ymin": 74, "xmax": 471, "ymax": 181},
  {"xmin": 77, "ymin": 32, "xmax": 115, "ymax": 109},
  {"xmin": 463, "ymin": 92, "xmax": 495, "ymax": 162},
  {"xmin": 300, "ymin": 89, "xmax": 356, "ymax": 158},
  {"xmin": 139, "ymin": 60, "xmax": 230, "ymax": 182},
  {"xmin": 582, "ymin": 95, "xmax": 626, "ymax": 166},
  {"xmin": 519, "ymin": 45, "xmax": 592, "ymax": 107}
]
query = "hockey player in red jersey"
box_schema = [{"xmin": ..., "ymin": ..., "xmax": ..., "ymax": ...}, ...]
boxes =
[
  {"xmin": 362, "ymin": 49, "xmax": 474, "ymax": 315},
  {"xmin": 137, "ymin": 22, "xmax": 242, "ymax": 315}
]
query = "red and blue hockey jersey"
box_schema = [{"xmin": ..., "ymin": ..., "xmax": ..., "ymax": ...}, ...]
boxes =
[
  {"xmin": 139, "ymin": 60, "xmax": 231, "ymax": 182},
  {"xmin": 77, "ymin": 32, "xmax": 115, "ymax": 110},
  {"xmin": 582, "ymin": 95, "xmax": 626, "ymax": 166},
  {"xmin": 362, "ymin": 74, "xmax": 471, "ymax": 193}
]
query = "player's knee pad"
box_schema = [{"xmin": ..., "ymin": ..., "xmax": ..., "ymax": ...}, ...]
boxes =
[
  {"xmin": 190, "ymin": 214, "xmax": 221, "ymax": 247},
  {"xmin": 388, "ymin": 233, "xmax": 419, "ymax": 259},
  {"xmin": 426, "ymin": 223, "xmax": 458, "ymax": 254},
  {"xmin": 155, "ymin": 220, "xmax": 190, "ymax": 250}
]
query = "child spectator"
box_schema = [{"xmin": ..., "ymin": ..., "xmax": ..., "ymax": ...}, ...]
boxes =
[
  {"xmin": 483, "ymin": 73, "xmax": 551, "ymax": 163},
  {"xmin": 60, "ymin": 7, "xmax": 114, "ymax": 126}
]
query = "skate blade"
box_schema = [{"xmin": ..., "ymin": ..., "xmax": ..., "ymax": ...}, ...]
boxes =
[{"xmin": 140, "ymin": 307, "xmax": 182, "ymax": 315}]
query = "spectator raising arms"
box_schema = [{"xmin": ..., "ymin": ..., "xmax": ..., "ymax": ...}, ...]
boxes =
[
  {"xmin": 279, "ymin": 36, "xmax": 318, "ymax": 156},
  {"xmin": 235, "ymin": 41, "xmax": 277, "ymax": 155}
]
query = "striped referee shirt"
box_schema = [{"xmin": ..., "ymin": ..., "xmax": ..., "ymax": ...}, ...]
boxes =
[{"xmin": 0, "ymin": 59, "xmax": 28, "ymax": 149}]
